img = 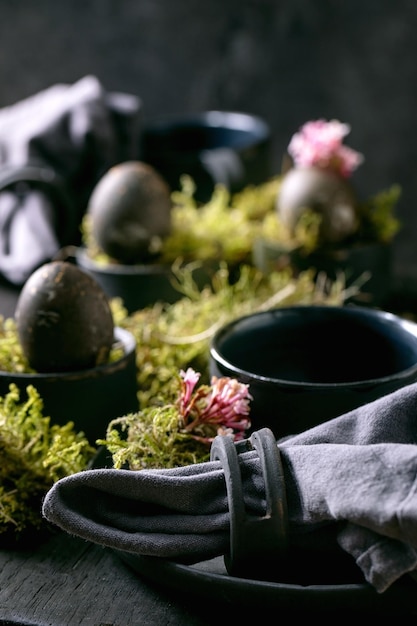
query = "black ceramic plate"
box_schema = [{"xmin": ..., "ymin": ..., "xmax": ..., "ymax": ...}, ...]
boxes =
[{"xmin": 116, "ymin": 551, "xmax": 417, "ymax": 615}]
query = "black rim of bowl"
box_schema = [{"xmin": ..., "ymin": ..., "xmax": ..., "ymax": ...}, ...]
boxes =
[{"xmin": 210, "ymin": 305, "xmax": 417, "ymax": 390}]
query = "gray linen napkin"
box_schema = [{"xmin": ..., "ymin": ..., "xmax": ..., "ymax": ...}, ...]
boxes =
[
  {"xmin": 0, "ymin": 75, "xmax": 141, "ymax": 284},
  {"xmin": 42, "ymin": 381, "xmax": 417, "ymax": 593}
]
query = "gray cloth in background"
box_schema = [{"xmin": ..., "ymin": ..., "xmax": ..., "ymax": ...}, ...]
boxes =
[
  {"xmin": 0, "ymin": 75, "xmax": 141, "ymax": 285},
  {"xmin": 42, "ymin": 381, "xmax": 417, "ymax": 593}
]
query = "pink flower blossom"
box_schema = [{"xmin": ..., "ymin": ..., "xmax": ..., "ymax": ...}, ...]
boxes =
[
  {"xmin": 178, "ymin": 368, "xmax": 252, "ymax": 444},
  {"xmin": 288, "ymin": 119, "xmax": 364, "ymax": 178},
  {"xmin": 179, "ymin": 367, "xmax": 200, "ymax": 414}
]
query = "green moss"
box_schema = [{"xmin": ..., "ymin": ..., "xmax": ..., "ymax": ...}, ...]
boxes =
[
  {"xmin": 357, "ymin": 184, "xmax": 402, "ymax": 243},
  {"xmin": 98, "ymin": 404, "xmax": 211, "ymax": 470},
  {"xmin": 82, "ymin": 175, "xmax": 401, "ymax": 267},
  {"xmin": 0, "ymin": 384, "xmax": 95, "ymax": 536}
]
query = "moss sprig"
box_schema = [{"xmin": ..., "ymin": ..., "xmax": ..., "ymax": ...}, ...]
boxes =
[
  {"xmin": 357, "ymin": 184, "xmax": 401, "ymax": 243},
  {"xmin": 0, "ymin": 384, "xmax": 96, "ymax": 536},
  {"xmin": 0, "ymin": 316, "xmax": 33, "ymax": 373},
  {"xmin": 99, "ymin": 405, "xmax": 210, "ymax": 470}
]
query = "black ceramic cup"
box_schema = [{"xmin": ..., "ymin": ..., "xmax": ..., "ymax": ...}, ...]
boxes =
[
  {"xmin": 209, "ymin": 305, "xmax": 417, "ymax": 439},
  {"xmin": 141, "ymin": 110, "xmax": 271, "ymax": 203}
]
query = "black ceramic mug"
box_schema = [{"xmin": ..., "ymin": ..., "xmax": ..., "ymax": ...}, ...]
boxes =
[
  {"xmin": 141, "ymin": 110, "xmax": 271, "ymax": 203},
  {"xmin": 209, "ymin": 305, "xmax": 417, "ymax": 439}
]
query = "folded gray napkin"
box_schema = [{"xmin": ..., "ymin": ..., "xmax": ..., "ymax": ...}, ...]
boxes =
[
  {"xmin": 0, "ymin": 75, "xmax": 141, "ymax": 284},
  {"xmin": 42, "ymin": 381, "xmax": 417, "ymax": 593}
]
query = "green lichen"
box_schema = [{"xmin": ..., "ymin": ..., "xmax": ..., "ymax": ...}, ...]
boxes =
[
  {"xmin": 98, "ymin": 405, "xmax": 210, "ymax": 470},
  {"xmin": 357, "ymin": 184, "xmax": 402, "ymax": 243},
  {"xmin": 0, "ymin": 316, "xmax": 33, "ymax": 373},
  {"xmin": 0, "ymin": 384, "xmax": 96, "ymax": 537},
  {"xmin": 81, "ymin": 176, "xmax": 282, "ymax": 268},
  {"xmin": 82, "ymin": 175, "xmax": 401, "ymax": 270}
]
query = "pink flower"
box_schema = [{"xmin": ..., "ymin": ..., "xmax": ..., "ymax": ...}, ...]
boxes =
[
  {"xmin": 178, "ymin": 369, "xmax": 252, "ymax": 444},
  {"xmin": 288, "ymin": 119, "xmax": 364, "ymax": 178},
  {"xmin": 179, "ymin": 367, "xmax": 200, "ymax": 414}
]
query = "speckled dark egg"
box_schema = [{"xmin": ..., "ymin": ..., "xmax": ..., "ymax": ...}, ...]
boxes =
[
  {"xmin": 86, "ymin": 160, "xmax": 172, "ymax": 264},
  {"xmin": 276, "ymin": 167, "xmax": 359, "ymax": 244},
  {"xmin": 15, "ymin": 261, "xmax": 115, "ymax": 373}
]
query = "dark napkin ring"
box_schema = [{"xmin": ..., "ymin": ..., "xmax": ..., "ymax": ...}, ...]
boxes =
[{"xmin": 210, "ymin": 427, "xmax": 288, "ymax": 578}]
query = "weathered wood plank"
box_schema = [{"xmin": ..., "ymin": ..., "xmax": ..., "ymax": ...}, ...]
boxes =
[{"xmin": 0, "ymin": 530, "xmax": 213, "ymax": 625}]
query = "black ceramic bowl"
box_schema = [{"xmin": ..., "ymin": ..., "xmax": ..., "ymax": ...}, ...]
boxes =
[
  {"xmin": 209, "ymin": 305, "xmax": 417, "ymax": 438},
  {"xmin": 141, "ymin": 110, "xmax": 271, "ymax": 203},
  {"xmin": 0, "ymin": 326, "xmax": 138, "ymax": 445}
]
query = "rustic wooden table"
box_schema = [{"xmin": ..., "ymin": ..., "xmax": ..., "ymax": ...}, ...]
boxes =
[
  {"xmin": 2, "ymin": 523, "xmax": 417, "ymax": 625},
  {"xmin": 1, "ymin": 529, "xmax": 214, "ymax": 626},
  {"xmin": 5, "ymin": 526, "xmax": 310, "ymax": 626}
]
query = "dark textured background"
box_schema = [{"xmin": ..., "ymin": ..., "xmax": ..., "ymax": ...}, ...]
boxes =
[{"xmin": 1, "ymin": 0, "xmax": 417, "ymax": 291}]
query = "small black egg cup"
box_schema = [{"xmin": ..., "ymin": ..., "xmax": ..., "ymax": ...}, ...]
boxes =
[
  {"xmin": 75, "ymin": 247, "xmax": 218, "ymax": 313},
  {"xmin": 0, "ymin": 326, "xmax": 138, "ymax": 445},
  {"xmin": 75, "ymin": 247, "xmax": 183, "ymax": 313}
]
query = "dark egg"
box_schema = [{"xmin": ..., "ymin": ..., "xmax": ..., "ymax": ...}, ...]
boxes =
[
  {"xmin": 276, "ymin": 167, "xmax": 359, "ymax": 244},
  {"xmin": 86, "ymin": 160, "xmax": 172, "ymax": 264},
  {"xmin": 15, "ymin": 261, "xmax": 115, "ymax": 373}
]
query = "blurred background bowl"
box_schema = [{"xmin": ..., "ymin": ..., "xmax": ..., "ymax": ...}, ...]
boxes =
[
  {"xmin": 141, "ymin": 110, "xmax": 272, "ymax": 203},
  {"xmin": 209, "ymin": 305, "xmax": 417, "ymax": 438}
]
